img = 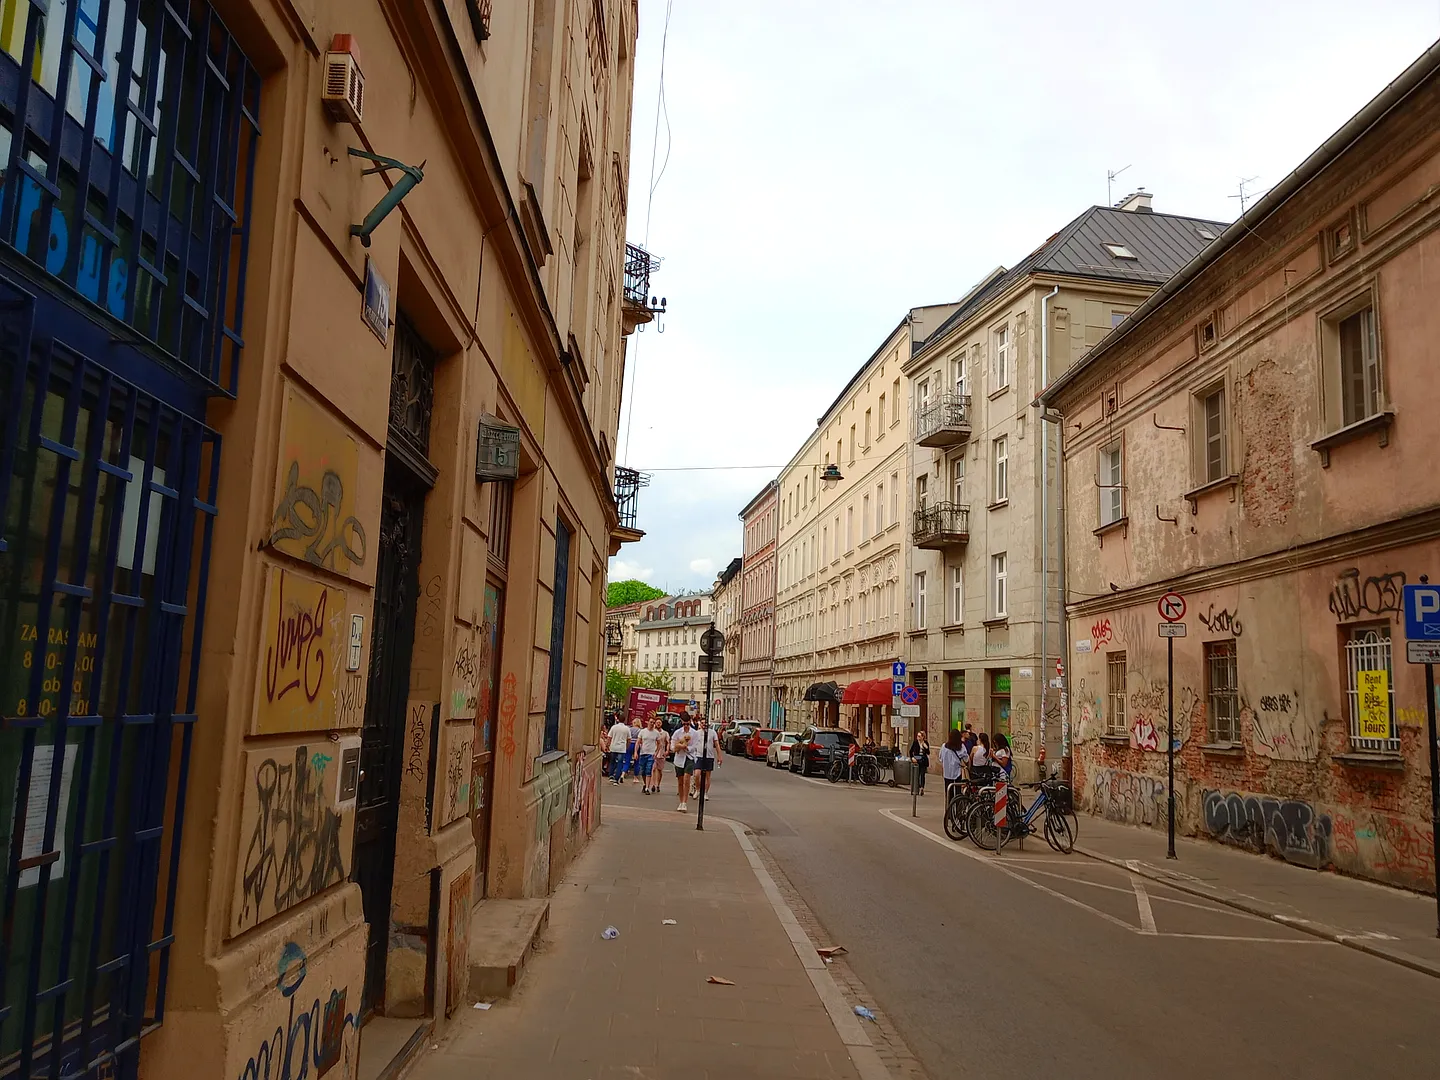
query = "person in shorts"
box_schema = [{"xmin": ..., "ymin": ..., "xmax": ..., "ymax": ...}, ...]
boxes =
[
  {"xmin": 691, "ymin": 717, "xmax": 722, "ymax": 800},
  {"xmin": 635, "ymin": 716, "xmax": 661, "ymax": 794},
  {"xmin": 605, "ymin": 717, "xmax": 631, "ymax": 786},
  {"xmin": 671, "ymin": 717, "xmax": 695, "ymax": 810},
  {"xmin": 650, "ymin": 719, "xmax": 670, "ymax": 794}
]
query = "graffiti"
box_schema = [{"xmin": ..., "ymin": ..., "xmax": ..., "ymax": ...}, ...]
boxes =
[
  {"xmin": 572, "ymin": 750, "xmax": 599, "ymax": 834},
  {"xmin": 444, "ymin": 725, "xmax": 474, "ymax": 825},
  {"xmin": 420, "ymin": 575, "xmax": 443, "ymax": 639},
  {"xmin": 271, "ymin": 462, "xmax": 367, "ymax": 571},
  {"xmin": 265, "ymin": 572, "xmax": 330, "ymax": 705},
  {"xmin": 405, "ymin": 702, "xmax": 429, "ymax": 780},
  {"xmin": 1196, "ymin": 604, "xmax": 1242, "ymax": 637},
  {"xmin": 257, "ymin": 570, "xmax": 346, "ymax": 735},
  {"xmin": 237, "ymin": 943, "xmax": 354, "ymax": 1079},
  {"xmin": 1372, "ymin": 815, "xmax": 1436, "ymax": 883},
  {"xmin": 446, "ymin": 870, "xmax": 473, "ymax": 1017},
  {"xmin": 1089, "ymin": 768, "xmax": 1168, "ymax": 828},
  {"xmin": 335, "ymin": 674, "xmax": 364, "ymax": 728},
  {"xmin": 1250, "ymin": 694, "xmax": 1317, "ymax": 761},
  {"xmin": 1090, "ymin": 618, "xmax": 1113, "ymax": 647},
  {"xmin": 450, "ymin": 630, "xmax": 480, "ymax": 720},
  {"xmin": 500, "ymin": 672, "xmax": 518, "ymax": 758},
  {"xmin": 235, "ymin": 747, "xmax": 349, "ymax": 931},
  {"xmin": 1010, "ymin": 729, "xmax": 1034, "ymax": 757},
  {"xmin": 1126, "ymin": 678, "xmax": 1193, "ymax": 751},
  {"xmin": 1258, "ymin": 693, "xmax": 1293, "ymax": 712},
  {"xmin": 1130, "ymin": 715, "xmax": 1159, "ymax": 752},
  {"xmin": 1201, "ymin": 789, "xmax": 1331, "ymax": 868},
  {"xmin": 1327, "ymin": 567, "xmax": 1406, "ymax": 622},
  {"xmin": 533, "ymin": 756, "xmax": 573, "ymax": 842}
]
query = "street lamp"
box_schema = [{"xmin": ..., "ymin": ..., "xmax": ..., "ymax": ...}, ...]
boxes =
[{"xmin": 820, "ymin": 463, "xmax": 844, "ymax": 487}]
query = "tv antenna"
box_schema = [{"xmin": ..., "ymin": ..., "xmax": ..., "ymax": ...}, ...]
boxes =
[
  {"xmin": 1229, "ymin": 175, "xmax": 1260, "ymax": 213},
  {"xmin": 1107, "ymin": 164, "xmax": 1131, "ymax": 206}
]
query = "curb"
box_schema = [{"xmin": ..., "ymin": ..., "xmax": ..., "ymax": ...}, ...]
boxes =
[{"xmin": 1075, "ymin": 844, "xmax": 1440, "ymax": 981}]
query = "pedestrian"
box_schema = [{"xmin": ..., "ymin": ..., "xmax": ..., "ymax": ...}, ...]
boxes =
[
  {"xmin": 692, "ymin": 716, "xmax": 722, "ymax": 800},
  {"xmin": 940, "ymin": 728, "xmax": 967, "ymax": 800},
  {"xmin": 993, "ymin": 732, "xmax": 1013, "ymax": 778},
  {"xmin": 960, "ymin": 729, "xmax": 977, "ymax": 777},
  {"xmin": 969, "ymin": 731, "xmax": 991, "ymax": 773},
  {"xmin": 626, "ymin": 722, "xmax": 642, "ymax": 779},
  {"xmin": 909, "ymin": 729, "xmax": 930, "ymax": 795},
  {"xmin": 651, "ymin": 718, "xmax": 670, "ymax": 794},
  {"xmin": 672, "ymin": 716, "xmax": 695, "ymax": 811},
  {"xmin": 605, "ymin": 715, "xmax": 631, "ymax": 786},
  {"xmin": 635, "ymin": 716, "xmax": 661, "ymax": 794}
]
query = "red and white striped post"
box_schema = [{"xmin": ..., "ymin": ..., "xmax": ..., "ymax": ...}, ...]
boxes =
[
  {"xmin": 847, "ymin": 740, "xmax": 858, "ymax": 781},
  {"xmin": 994, "ymin": 778, "xmax": 1008, "ymax": 854}
]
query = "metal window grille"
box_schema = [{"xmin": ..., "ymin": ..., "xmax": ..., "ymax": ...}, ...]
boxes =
[
  {"xmin": 1345, "ymin": 627, "xmax": 1399, "ymax": 753},
  {"xmin": 1106, "ymin": 651, "xmax": 1126, "ymax": 735},
  {"xmin": 0, "ymin": 0, "xmax": 261, "ymax": 398},
  {"xmin": 0, "ymin": 274, "xmax": 219, "ymax": 1078},
  {"xmin": 1205, "ymin": 640, "xmax": 1239, "ymax": 743}
]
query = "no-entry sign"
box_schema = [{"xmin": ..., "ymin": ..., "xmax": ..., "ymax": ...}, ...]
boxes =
[{"xmin": 1158, "ymin": 591, "xmax": 1186, "ymax": 622}]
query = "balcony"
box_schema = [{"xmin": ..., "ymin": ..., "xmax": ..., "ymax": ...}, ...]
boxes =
[
  {"xmin": 913, "ymin": 502, "xmax": 970, "ymax": 549},
  {"xmin": 605, "ymin": 619, "xmax": 624, "ymax": 653},
  {"xmin": 613, "ymin": 466, "xmax": 650, "ymax": 545},
  {"xmin": 622, "ymin": 242, "xmax": 667, "ymax": 332},
  {"xmin": 915, "ymin": 393, "xmax": 973, "ymax": 447}
]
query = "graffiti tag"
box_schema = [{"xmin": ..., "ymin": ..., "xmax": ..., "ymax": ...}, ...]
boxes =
[{"xmin": 1327, "ymin": 567, "xmax": 1405, "ymax": 621}]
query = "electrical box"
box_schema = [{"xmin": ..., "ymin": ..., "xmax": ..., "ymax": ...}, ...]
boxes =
[{"xmin": 323, "ymin": 34, "xmax": 364, "ymax": 125}]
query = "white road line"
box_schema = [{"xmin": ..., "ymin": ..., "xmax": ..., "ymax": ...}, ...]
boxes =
[
  {"xmin": 1130, "ymin": 872, "xmax": 1158, "ymax": 935},
  {"xmin": 1157, "ymin": 934, "xmax": 1334, "ymax": 944},
  {"xmin": 1010, "ymin": 865, "xmax": 1259, "ymax": 915},
  {"xmin": 880, "ymin": 808, "xmax": 1140, "ymax": 934}
]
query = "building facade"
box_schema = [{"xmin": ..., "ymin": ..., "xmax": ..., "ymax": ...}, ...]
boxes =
[
  {"xmin": 605, "ymin": 600, "xmax": 642, "ymax": 677},
  {"xmin": 637, "ymin": 594, "xmax": 713, "ymax": 709},
  {"xmin": 0, "ymin": 2, "xmax": 646, "ymax": 1078},
  {"xmin": 1047, "ymin": 42, "xmax": 1440, "ymax": 893},
  {"xmin": 774, "ymin": 308, "xmax": 957, "ymax": 740},
  {"xmin": 712, "ymin": 557, "xmax": 743, "ymax": 720},
  {"xmin": 902, "ymin": 197, "xmax": 1223, "ymax": 779},
  {"xmin": 739, "ymin": 482, "xmax": 779, "ymax": 722}
]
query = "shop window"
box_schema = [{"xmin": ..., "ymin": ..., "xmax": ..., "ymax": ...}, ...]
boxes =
[{"xmin": 947, "ymin": 671, "xmax": 965, "ymax": 730}]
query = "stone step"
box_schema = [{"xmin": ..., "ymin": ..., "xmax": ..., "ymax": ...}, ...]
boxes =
[{"xmin": 467, "ymin": 898, "xmax": 551, "ymax": 1000}]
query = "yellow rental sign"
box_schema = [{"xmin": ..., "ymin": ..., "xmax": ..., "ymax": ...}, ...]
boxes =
[{"xmin": 1356, "ymin": 669, "xmax": 1391, "ymax": 740}]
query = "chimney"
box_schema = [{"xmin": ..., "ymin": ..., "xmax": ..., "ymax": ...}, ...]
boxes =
[{"xmin": 1116, "ymin": 188, "xmax": 1153, "ymax": 213}]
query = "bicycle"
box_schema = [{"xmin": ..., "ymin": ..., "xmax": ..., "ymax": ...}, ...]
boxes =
[
  {"xmin": 828, "ymin": 752, "xmax": 880, "ymax": 786},
  {"xmin": 942, "ymin": 766, "xmax": 1001, "ymax": 841},
  {"xmin": 966, "ymin": 774, "xmax": 1075, "ymax": 854}
]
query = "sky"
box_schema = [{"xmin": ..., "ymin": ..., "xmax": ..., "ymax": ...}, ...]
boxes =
[{"xmin": 608, "ymin": 0, "xmax": 1440, "ymax": 595}]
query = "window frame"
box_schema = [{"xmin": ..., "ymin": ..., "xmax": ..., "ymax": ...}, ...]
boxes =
[
  {"xmin": 1318, "ymin": 285, "xmax": 1385, "ymax": 434},
  {"xmin": 913, "ymin": 571, "xmax": 927, "ymax": 631},
  {"xmin": 1192, "ymin": 378, "xmax": 1231, "ymax": 486},
  {"xmin": 951, "ymin": 455, "xmax": 965, "ymax": 504},
  {"xmin": 1106, "ymin": 651, "xmax": 1127, "ymax": 736},
  {"xmin": 991, "ymin": 552, "xmax": 1007, "ymax": 619},
  {"xmin": 1345, "ymin": 623, "xmax": 1399, "ymax": 753},
  {"xmin": 991, "ymin": 323, "xmax": 1012, "ymax": 392},
  {"xmin": 1098, "ymin": 439, "xmax": 1124, "ymax": 527},
  {"xmin": 1204, "ymin": 639, "xmax": 1240, "ymax": 745},
  {"xmin": 950, "ymin": 564, "xmax": 964, "ymax": 625},
  {"xmin": 993, "ymin": 436, "xmax": 1008, "ymax": 504}
]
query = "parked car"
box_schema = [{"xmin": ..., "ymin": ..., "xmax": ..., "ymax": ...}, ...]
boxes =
[
  {"xmin": 745, "ymin": 727, "xmax": 781, "ymax": 760},
  {"xmin": 789, "ymin": 727, "xmax": 857, "ymax": 776},
  {"xmin": 766, "ymin": 731, "xmax": 801, "ymax": 768},
  {"xmin": 724, "ymin": 723, "xmax": 756, "ymax": 756}
]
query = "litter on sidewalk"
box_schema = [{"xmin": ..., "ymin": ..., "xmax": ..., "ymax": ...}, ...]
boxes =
[
  {"xmin": 816, "ymin": 945, "xmax": 847, "ymax": 958},
  {"xmin": 854, "ymin": 1006, "xmax": 876, "ymax": 1021},
  {"xmin": 600, "ymin": 926, "xmax": 619, "ymax": 939},
  {"xmin": 471, "ymin": 1002, "xmax": 492, "ymax": 1010},
  {"xmin": 662, "ymin": 918, "xmax": 677, "ymax": 925},
  {"xmin": 706, "ymin": 976, "xmax": 736, "ymax": 985}
]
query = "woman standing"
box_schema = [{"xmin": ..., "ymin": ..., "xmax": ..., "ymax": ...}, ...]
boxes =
[
  {"xmin": 940, "ymin": 729, "xmax": 967, "ymax": 799},
  {"xmin": 908, "ymin": 729, "xmax": 931, "ymax": 795},
  {"xmin": 969, "ymin": 731, "xmax": 991, "ymax": 773},
  {"xmin": 992, "ymin": 732, "xmax": 1013, "ymax": 778},
  {"xmin": 650, "ymin": 719, "xmax": 670, "ymax": 794}
]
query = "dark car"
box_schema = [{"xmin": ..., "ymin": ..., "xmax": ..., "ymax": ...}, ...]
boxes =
[
  {"xmin": 745, "ymin": 727, "xmax": 781, "ymax": 760},
  {"xmin": 724, "ymin": 723, "xmax": 756, "ymax": 756},
  {"xmin": 789, "ymin": 727, "xmax": 857, "ymax": 776}
]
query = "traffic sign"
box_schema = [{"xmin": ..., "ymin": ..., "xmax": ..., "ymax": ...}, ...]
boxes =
[
  {"xmin": 701, "ymin": 627, "xmax": 725, "ymax": 655},
  {"xmin": 892, "ymin": 680, "xmax": 906, "ymax": 697},
  {"xmin": 899, "ymin": 704, "xmax": 920, "ymax": 717},
  {"xmin": 1158, "ymin": 622, "xmax": 1187, "ymax": 638},
  {"xmin": 900, "ymin": 685, "xmax": 920, "ymax": 706},
  {"xmin": 892, "ymin": 661, "xmax": 907, "ymax": 678},
  {"xmin": 1404, "ymin": 584, "xmax": 1440, "ymax": 639},
  {"xmin": 697, "ymin": 653, "xmax": 724, "ymax": 672},
  {"xmin": 1408, "ymin": 641, "xmax": 1440, "ymax": 664},
  {"xmin": 1158, "ymin": 592, "xmax": 1186, "ymax": 622}
]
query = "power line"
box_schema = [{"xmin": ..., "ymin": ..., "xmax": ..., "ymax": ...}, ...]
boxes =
[{"xmin": 635, "ymin": 464, "xmax": 787, "ymax": 472}]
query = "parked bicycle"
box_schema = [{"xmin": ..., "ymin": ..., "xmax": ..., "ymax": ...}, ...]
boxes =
[
  {"xmin": 966, "ymin": 773, "xmax": 1076, "ymax": 854},
  {"xmin": 942, "ymin": 764, "xmax": 1003, "ymax": 841},
  {"xmin": 828, "ymin": 750, "xmax": 881, "ymax": 786}
]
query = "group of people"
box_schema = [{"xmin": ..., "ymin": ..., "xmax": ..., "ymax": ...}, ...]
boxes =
[
  {"xmin": 604, "ymin": 714, "xmax": 722, "ymax": 812},
  {"xmin": 907, "ymin": 726, "xmax": 1014, "ymax": 796}
]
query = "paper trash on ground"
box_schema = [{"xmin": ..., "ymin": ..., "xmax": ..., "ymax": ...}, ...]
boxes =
[{"xmin": 706, "ymin": 976, "xmax": 736, "ymax": 985}]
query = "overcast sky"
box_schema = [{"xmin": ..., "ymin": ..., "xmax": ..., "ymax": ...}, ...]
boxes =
[{"xmin": 609, "ymin": 0, "xmax": 1440, "ymax": 595}]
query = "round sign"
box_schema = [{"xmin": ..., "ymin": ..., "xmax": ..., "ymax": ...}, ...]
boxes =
[
  {"xmin": 700, "ymin": 627, "xmax": 725, "ymax": 655},
  {"xmin": 1158, "ymin": 591, "xmax": 1186, "ymax": 622},
  {"xmin": 900, "ymin": 685, "xmax": 920, "ymax": 706}
]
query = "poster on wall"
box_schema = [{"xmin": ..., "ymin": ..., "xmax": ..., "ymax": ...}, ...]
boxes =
[{"xmin": 1356, "ymin": 669, "xmax": 1391, "ymax": 740}]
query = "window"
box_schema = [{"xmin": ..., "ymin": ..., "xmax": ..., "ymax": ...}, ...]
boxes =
[
  {"xmin": 891, "ymin": 473, "xmax": 899, "ymax": 521},
  {"xmin": 822, "ymin": 526, "xmax": 828, "ymax": 563},
  {"xmin": 1338, "ymin": 305, "xmax": 1380, "ymax": 426},
  {"xmin": 859, "ymin": 591, "xmax": 868, "ymax": 630},
  {"xmin": 876, "ymin": 483, "xmax": 885, "ymax": 531},
  {"xmin": 948, "ymin": 672, "xmax": 965, "ymax": 730},
  {"xmin": 991, "ymin": 553, "xmax": 1007, "ymax": 619},
  {"xmin": 892, "ymin": 378, "xmax": 901, "ymax": 422},
  {"xmin": 915, "ymin": 474, "xmax": 928, "ymax": 512},
  {"xmin": 862, "ymin": 495, "xmax": 871, "ymax": 538},
  {"xmin": 1196, "ymin": 384, "xmax": 1227, "ymax": 483},
  {"xmin": 913, "ymin": 572, "xmax": 927, "ymax": 631},
  {"xmin": 1205, "ymin": 640, "xmax": 1239, "ymax": 744},
  {"xmin": 1111, "ymin": 310, "xmax": 1132, "ymax": 328},
  {"xmin": 804, "ymin": 473, "xmax": 810, "ymax": 504},
  {"xmin": 1099, "ymin": 442, "xmax": 1123, "ymax": 525},
  {"xmin": 864, "ymin": 409, "xmax": 872, "ymax": 449},
  {"xmin": 1106, "ymin": 652, "xmax": 1127, "ymax": 736},
  {"xmin": 542, "ymin": 520, "xmax": 570, "ymax": 750},
  {"xmin": 845, "ymin": 599, "xmax": 853, "ymax": 630},
  {"xmin": 952, "ymin": 354, "xmax": 967, "ymax": 397},
  {"xmin": 916, "ymin": 378, "xmax": 931, "ymax": 427},
  {"xmin": 951, "ymin": 565, "xmax": 964, "ymax": 624},
  {"xmin": 1103, "ymin": 243, "xmax": 1137, "ymax": 260},
  {"xmin": 846, "ymin": 506, "xmax": 854, "ymax": 550},
  {"xmin": 993, "ymin": 437, "xmax": 1008, "ymax": 503},
  {"xmin": 951, "ymin": 456, "xmax": 965, "ymax": 504},
  {"xmin": 1345, "ymin": 626, "xmax": 1398, "ymax": 752},
  {"xmin": 849, "ymin": 425, "xmax": 856, "ymax": 464},
  {"xmin": 991, "ymin": 324, "xmax": 1011, "ymax": 391},
  {"xmin": 878, "ymin": 394, "xmax": 886, "ymax": 430}
]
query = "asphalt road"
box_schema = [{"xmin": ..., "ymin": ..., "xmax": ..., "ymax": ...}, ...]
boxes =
[{"xmin": 652, "ymin": 754, "xmax": 1440, "ymax": 1080}]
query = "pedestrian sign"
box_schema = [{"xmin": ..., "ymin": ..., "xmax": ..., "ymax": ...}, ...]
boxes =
[{"xmin": 892, "ymin": 661, "xmax": 906, "ymax": 678}]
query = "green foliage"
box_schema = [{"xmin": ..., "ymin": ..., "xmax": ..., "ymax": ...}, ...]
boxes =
[
  {"xmin": 604, "ymin": 666, "xmax": 675, "ymax": 704},
  {"xmin": 606, "ymin": 579, "xmax": 665, "ymax": 608}
]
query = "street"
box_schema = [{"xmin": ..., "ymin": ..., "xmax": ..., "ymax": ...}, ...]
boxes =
[{"xmin": 613, "ymin": 755, "xmax": 1440, "ymax": 1080}]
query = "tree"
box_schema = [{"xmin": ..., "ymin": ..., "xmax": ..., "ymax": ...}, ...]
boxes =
[
  {"xmin": 604, "ymin": 666, "xmax": 675, "ymax": 707},
  {"xmin": 606, "ymin": 579, "xmax": 665, "ymax": 608}
]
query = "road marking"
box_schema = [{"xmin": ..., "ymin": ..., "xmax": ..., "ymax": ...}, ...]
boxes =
[
  {"xmin": 1010, "ymin": 865, "xmax": 1272, "ymax": 917},
  {"xmin": 1159, "ymin": 934, "xmax": 1333, "ymax": 944},
  {"xmin": 1129, "ymin": 871, "xmax": 1158, "ymax": 935}
]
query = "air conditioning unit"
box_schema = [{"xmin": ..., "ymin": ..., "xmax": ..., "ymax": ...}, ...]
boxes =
[{"xmin": 323, "ymin": 34, "xmax": 364, "ymax": 125}]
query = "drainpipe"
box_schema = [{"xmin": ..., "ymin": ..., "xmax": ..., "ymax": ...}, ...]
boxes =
[{"xmin": 1037, "ymin": 284, "xmax": 1059, "ymax": 775}]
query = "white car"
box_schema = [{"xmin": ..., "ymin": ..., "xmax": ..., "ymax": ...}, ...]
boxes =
[{"xmin": 766, "ymin": 732, "xmax": 801, "ymax": 768}]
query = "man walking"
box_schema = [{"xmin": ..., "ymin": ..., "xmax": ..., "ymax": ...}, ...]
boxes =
[
  {"xmin": 606, "ymin": 715, "xmax": 631, "ymax": 786},
  {"xmin": 636, "ymin": 716, "xmax": 661, "ymax": 795},
  {"xmin": 692, "ymin": 716, "xmax": 722, "ymax": 802},
  {"xmin": 672, "ymin": 716, "xmax": 695, "ymax": 811}
]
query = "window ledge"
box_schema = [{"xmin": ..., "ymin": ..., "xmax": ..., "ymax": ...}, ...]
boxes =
[
  {"xmin": 989, "ymin": 386, "xmax": 1011, "ymax": 401},
  {"xmin": 940, "ymin": 622, "xmax": 964, "ymax": 633},
  {"xmin": 988, "ymin": 499, "xmax": 1009, "ymax": 511},
  {"xmin": 1099, "ymin": 734, "xmax": 1130, "ymax": 745},
  {"xmin": 1200, "ymin": 742, "xmax": 1245, "ymax": 757},
  {"xmin": 982, "ymin": 616, "xmax": 1009, "ymax": 628},
  {"xmin": 1183, "ymin": 474, "xmax": 1239, "ymax": 511},
  {"xmin": 1310, "ymin": 409, "xmax": 1395, "ymax": 467},
  {"xmin": 1094, "ymin": 516, "xmax": 1129, "ymax": 539},
  {"xmin": 908, "ymin": 628, "xmax": 927, "ymax": 637},
  {"xmin": 535, "ymin": 749, "xmax": 568, "ymax": 767},
  {"xmin": 1335, "ymin": 751, "xmax": 1404, "ymax": 770}
]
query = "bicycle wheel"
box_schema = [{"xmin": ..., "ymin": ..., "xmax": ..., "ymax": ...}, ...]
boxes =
[
  {"xmin": 943, "ymin": 794, "xmax": 969, "ymax": 841},
  {"xmin": 966, "ymin": 796, "xmax": 1000, "ymax": 851},
  {"xmin": 859, "ymin": 760, "xmax": 880, "ymax": 786},
  {"xmin": 828, "ymin": 760, "xmax": 845, "ymax": 784},
  {"xmin": 1045, "ymin": 809, "xmax": 1075, "ymax": 854}
]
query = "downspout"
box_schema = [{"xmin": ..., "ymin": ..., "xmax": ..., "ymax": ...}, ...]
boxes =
[{"xmin": 1037, "ymin": 284, "xmax": 1059, "ymax": 776}]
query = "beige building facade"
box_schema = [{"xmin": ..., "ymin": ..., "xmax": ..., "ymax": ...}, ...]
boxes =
[
  {"xmin": 902, "ymin": 198, "xmax": 1222, "ymax": 780},
  {"xmin": 712, "ymin": 557, "xmax": 743, "ymax": 720},
  {"xmin": 1047, "ymin": 43, "xmax": 1440, "ymax": 893},
  {"xmin": 739, "ymin": 482, "xmax": 779, "ymax": 723},
  {"xmin": 637, "ymin": 593, "xmax": 713, "ymax": 706},
  {"xmin": 0, "ymin": 2, "xmax": 646, "ymax": 1078}
]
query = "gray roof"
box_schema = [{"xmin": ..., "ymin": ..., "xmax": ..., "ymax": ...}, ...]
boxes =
[{"xmin": 914, "ymin": 205, "xmax": 1227, "ymax": 359}]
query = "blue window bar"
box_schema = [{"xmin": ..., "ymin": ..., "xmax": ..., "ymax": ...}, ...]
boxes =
[{"xmin": 0, "ymin": 0, "xmax": 259, "ymax": 1076}]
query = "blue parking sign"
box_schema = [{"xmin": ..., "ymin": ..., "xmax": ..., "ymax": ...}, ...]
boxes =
[
  {"xmin": 1404, "ymin": 584, "xmax": 1440, "ymax": 639},
  {"xmin": 892, "ymin": 680, "xmax": 905, "ymax": 698}
]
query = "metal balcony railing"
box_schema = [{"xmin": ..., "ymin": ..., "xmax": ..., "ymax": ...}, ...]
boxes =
[
  {"xmin": 614, "ymin": 466, "xmax": 651, "ymax": 534},
  {"xmin": 605, "ymin": 620, "xmax": 624, "ymax": 651},
  {"xmin": 623, "ymin": 242, "xmax": 667, "ymax": 314},
  {"xmin": 913, "ymin": 502, "xmax": 971, "ymax": 549},
  {"xmin": 915, "ymin": 394, "xmax": 973, "ymax": 447}
]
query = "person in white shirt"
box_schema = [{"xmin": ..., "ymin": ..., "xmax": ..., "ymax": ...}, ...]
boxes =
[
  {"xmin": 650, "ymin": 720, "xmax": 670, "ymax": 794},
  {"xmin": 671, "ymin": 718, "xmax": 695, "ymax": 810},
  {"xmin": 691, "ymin": 717, "xmax": 723, "ymax": 800},
  {"xmin": 606, "ymin": 719, "xmax": 631, "ymax": 786},
  {"xmin": 969, "ymin": 731, "xmax": 991, "ymax": 773},
  {"xmin": 940, "ymin": 728, "xmax": 967, "ymax": 801},
  {"xmin": 636, "ymin": 718, "xmax": 662, "ymax": 794}
]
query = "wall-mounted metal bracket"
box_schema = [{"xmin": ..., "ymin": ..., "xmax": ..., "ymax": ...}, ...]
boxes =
[{"xmin": 349, "ymin": 148, "xmax": 425, "ymax": 247}]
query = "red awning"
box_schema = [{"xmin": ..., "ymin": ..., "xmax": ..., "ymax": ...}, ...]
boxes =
[
  {"xmin": 841, "ymin": 679, "xmax": 890, "ymax": 706},
  {"xmin": 839, "ymin": 682, "xmax": 859, "ymax": 704}
]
